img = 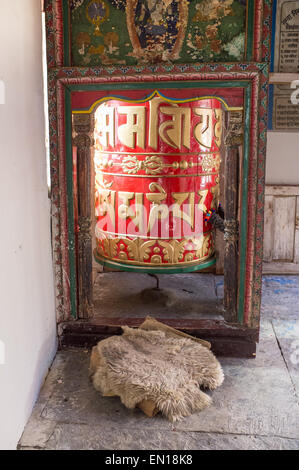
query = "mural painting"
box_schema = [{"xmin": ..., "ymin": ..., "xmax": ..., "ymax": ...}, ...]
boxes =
[{"xmin": 70, "ymin": 0, "xmax": 247, "ymax": 66}]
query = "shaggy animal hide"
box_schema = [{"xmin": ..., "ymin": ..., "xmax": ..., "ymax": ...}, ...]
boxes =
[{"xmin": 91, "ymin": 324, "xmax": 224, "ymax": 422}]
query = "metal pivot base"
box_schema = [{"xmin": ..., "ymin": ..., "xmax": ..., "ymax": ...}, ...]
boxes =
[
  {"xmin": 140, "ymin": 287, "xmax": 179, "ymax": 307},
  {"xmin": 94, "ymin": 250, "xmax": 216, "ymax": 274}
]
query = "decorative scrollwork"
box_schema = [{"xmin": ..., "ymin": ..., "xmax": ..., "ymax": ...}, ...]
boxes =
[
  {"xmin": 224, "ymin": 219, "xmax": 239, "ymax": 243},
  {"xmin": 200, "ymin": 153, "xmax": 220, "ymax": 172},
  {"xmin": 224, "ymin": 111, "xmax": 243, "ymax": 147},
  {"xmin": 73, "ymin": 134, "xmax": 92, "ymax": 148},
  {"xmin": 73, "ymin": 113, "xmax": 94, "ymax": 134},
  {"xmin": 99, "ymin": 154, "xmax": 219, "ymax": 175},
  {"xmin": 96, "ymin": 233, "xmax": 214, "ymax": 266},
  {"xmin": 78, "ymin": 216, "xmax": 92, "ymax": 242}
]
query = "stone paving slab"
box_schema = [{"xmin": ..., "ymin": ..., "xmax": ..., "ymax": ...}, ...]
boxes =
[
  {"xmin": 175, "ymin": 320, "xmax": 299, "ymax": 438},
  {"xmin": 19, "ymin": 322, "xmax": 299, "ymax": 449},
  {"xmin": 18, "ymin": 275, "xmax": 299, "ymax": 450},
  {"xmin": 272, "ymin": 319, "xmax": 299, "ymax": 398},
  {"xmin": 93, "ymin": 273, "xmax": 223, "ymax": 319},
  {"xmin": 38, "ymin": 425, "xmax": 299, "ymax": 451},
  {"xmin": 39, "ymin": 350, "xmax": 173, "ymax": 432},
  {"xmin": 261, "ymin": 276, "xmax": 299, "ymax": 320}
]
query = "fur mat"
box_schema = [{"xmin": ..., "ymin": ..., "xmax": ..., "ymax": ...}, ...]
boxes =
[{"xmin": 91, "ymin": 324, "xmax": 224, "ymax": 422}]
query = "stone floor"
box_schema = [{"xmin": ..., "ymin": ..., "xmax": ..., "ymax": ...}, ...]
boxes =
[
  {"xmin": 19, "ymin": 276, "xmax": 299, "ymax": 450},
  {"xmin": 93, "ymin": 272, "xmax": 224, "ymax": 319}
]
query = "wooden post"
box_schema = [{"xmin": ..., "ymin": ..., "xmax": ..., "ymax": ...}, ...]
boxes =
[
  {"xmin": 73, "ymin": 113, "xmax": 94, "ymax": 319},
  {"xmin": 223, "ymin": 111, "xmax": 243, "ymax": 323}
]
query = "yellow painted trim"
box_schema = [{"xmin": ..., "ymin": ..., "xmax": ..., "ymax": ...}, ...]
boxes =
[
  {"xmin": 97, "ymin": 171, "xmax": 219, "ymax": 178},
  {"xmin": 72, "ymin": 90, "xmax": 243, "ymax": 114},
  {"xmin": 97, "ymin": 230, "xmax": 213, "ymax": 240},
  {"xmin": 99, "ymin": 151, "xmax": 220, "ymax": 156},
  {"xmin": 95, "ymin": 252, "xmax": 214, "ymax": 267}
]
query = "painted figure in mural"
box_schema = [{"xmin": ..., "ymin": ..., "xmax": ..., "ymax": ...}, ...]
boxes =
[
  {"xmin": 135, "ymin": 0, "xmax": 179, "ymax": 48},
  {"xmin": 130, "ymin": 0, "xmax": 185, "ymax": 61}
]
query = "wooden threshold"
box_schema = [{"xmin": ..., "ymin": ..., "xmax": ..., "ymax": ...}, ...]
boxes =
[
  {"xmin": 60, "ymin": 317, "xmax": 258, "ymax": 358},
  {"xmin": 269, "ymin": 73, "xmax": 299, "ymax": 84}
]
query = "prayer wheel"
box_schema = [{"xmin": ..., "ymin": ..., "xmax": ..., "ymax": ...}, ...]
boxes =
[{"xmin": 94, "ymin": 95, "xmax": 222, "ymax": 273}]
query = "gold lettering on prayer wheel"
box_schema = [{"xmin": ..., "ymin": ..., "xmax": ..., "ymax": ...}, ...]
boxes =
[{"xmin": 94, "ymin": 95, "xmax": 222, "ymax": 273}]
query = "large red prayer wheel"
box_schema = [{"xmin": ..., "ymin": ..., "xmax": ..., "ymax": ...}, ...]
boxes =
[{"xmin": 94, "ymin": 94, "xmax": 222, "ymax": 273}]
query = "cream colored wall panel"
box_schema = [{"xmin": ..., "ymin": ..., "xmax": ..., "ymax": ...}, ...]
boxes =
[
  {"xmin": 263, "ymin": 186, "xmax": 299, "ymax": 273},
  {"xmin": 294, "ymin": 197, "xmax": 299, "ymax": 264},
  {"xmin": 272, "ymin": 196, "xmax": 296, "ymax": 261},
  {"xmin": 263, "ymin": 195, "xmax": 274, "ymax": 262}
]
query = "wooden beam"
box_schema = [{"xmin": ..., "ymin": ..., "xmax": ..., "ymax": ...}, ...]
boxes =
[
  {"xmin": 265, "ymin": 185, "xmax": 299, "ymax": 197},
  {"xmin": 269, "ymin": 73, "xmax": 299, "ymax": 84},
  {"xmin": 223, "ymin": 111, "xmax": 243, "ymax": 323},
  {"xmin": 263, "ymin": 262, "xmax": 299, "ymax": 274},
  {"xmin": 60, "ymin": 318, "xmax": 258, "ymax": 358},
  {"xmin": 73, "ymin": 114, "xmax": 94, "ymax": 319}
]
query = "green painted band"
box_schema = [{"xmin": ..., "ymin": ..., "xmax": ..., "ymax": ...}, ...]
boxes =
[
  {"xmin": 246, "ymin": 0, "xmax": 255, "ymax": 61},
  {"xmin": 68, "ymin": 80, "xmax": 252, "ymax": 93},
  {"xmin": 237, "ymin": 84, "xmax": 251, "ymax": 322},
  {"xmin": 64, "ymin": 78, "xmax": 253, "ymax": 323},
  {"xmin": 65, "ymin": 89, "xmax": 77, "ymax": 319},
  {"xmin": 62, "ymin": 1, "xmax": 71, "ymax": 67},
  {"xmin": 94, "ymin": 251, "xmax": 216, "ymax": 274}
]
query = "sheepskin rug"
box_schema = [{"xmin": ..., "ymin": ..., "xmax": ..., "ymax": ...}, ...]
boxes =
[{"xmin": 90, "ymin": 320, "xmax": 224, "ymax": 422}]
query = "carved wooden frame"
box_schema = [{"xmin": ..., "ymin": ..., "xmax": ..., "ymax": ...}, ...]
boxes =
[
  {"xmin": 48, "ymin": 64, "xmax": 268, "ymax": 328},
  {"xmin": 45, "ymin": 1, "xmax": 272, "ymax": 354}
]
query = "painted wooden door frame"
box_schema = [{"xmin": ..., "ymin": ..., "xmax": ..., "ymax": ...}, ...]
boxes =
[{"xmin": 45, "ymin": 0, "xmax": 272, "ymax": 355}]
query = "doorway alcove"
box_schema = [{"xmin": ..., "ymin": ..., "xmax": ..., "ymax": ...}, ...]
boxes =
[{"xmin": 45, "ymin": 0, "xmax": 272, "ymax": 356}]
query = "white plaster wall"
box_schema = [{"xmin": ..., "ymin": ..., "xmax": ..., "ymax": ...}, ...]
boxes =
[
  {"xmin": 0, "ymin": 0, "xmax": 57, "ymax": 449},
  {"xmin": 266, "ymin": 132, "xmax": 299, "ymax": 185}
]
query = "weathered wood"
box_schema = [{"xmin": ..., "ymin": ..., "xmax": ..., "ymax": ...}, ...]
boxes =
[
  {"xmin": 263, "ymin": 195, "xmax": 274, "ymax": 262},
  {"xmin": 265, "ymin": 186, "xmax": 299, "ymax": 197},
  {"xmin": 223, "ymin": 111, "xmax": 242, "ymax": 323},
  {"xmin": 263, "ymin": 186, "xmax": 299, "ymax": 272},
  {"xmin": 60, "ymin": 318, "xmax": 258, "ymax": 358},
  {"xmin": 294, "ymin": 197, "xmax": 299, "ymax": 264},
  {"xmin": 273, "ymin": 196, "xmax": 296, "ymax": 261},
  {"xmin": 263, "ymin": 262, "xmax": 299, "ymax": 274},
  {"xmin": 215, "ymin": 230, "xmax": 225, "ymax": 275},
  {"xmin": 60, "ymin": 316, "xmax": 259, "ymax": 339},
  {"xmin": 215, "ymin": 123, "xmax": 225, "ymax": 275},
  {"xmin": 269, "ymin": 72, "xmax": 299, "ymax": 84},
  {"xmin": 73, "ymin": 114, "xmax": 94, "ymax": 319}
]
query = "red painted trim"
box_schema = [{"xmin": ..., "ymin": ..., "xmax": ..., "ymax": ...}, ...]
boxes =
[
  {"xmin": 53, "ymin": 0, "xmax": 64, "ymax": 66},
  {"xmin": 254, "ymin": 0, "xmax": 263, "ymax": 62},
  {"xmin": 51, "ymin": 67, "xmax": 263, "ymax": 325},
  {"xmin": 57, "ymin": 82, "xmax": 71, "ymax": 317},
  {"xmin": 244, "ymin": 73, "xmax": 260, "ymax": 325}
]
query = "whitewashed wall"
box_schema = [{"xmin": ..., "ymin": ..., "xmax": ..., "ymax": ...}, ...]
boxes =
[{"xmin": 0, "ymin": 0, "xmax": 57, "ymax": 449}]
